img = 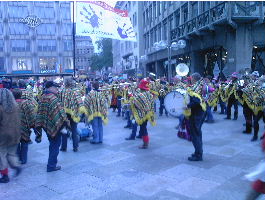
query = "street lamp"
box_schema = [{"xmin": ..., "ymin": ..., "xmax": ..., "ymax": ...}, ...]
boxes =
[{"xmin": 153, "ymin": 40, "xmax": 186, "ymax": 81}]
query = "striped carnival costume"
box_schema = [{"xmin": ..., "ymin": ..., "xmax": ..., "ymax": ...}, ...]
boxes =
[
  {"xmin": 35, "ymin": 81, "xmax": 69, "ymax": 172},
  {"xmin": 130, "ymin": 79, "xmax": 156, "ymax": 149},
  {"xmin": 84, "ymin": 81, "xmax": 109, "ymax": 144},
  {"xmin": 12, "ymin": 89, "xmax": 36, "ymax": 165},
  {"xmin": 59, "ymin": 78, "xmax": 86, "ymax": 152}
]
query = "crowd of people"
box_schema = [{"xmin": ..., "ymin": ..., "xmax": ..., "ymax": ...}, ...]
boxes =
[{"xmin": 0, "ymin": 72, "xmax": 264, "ymax": 199}]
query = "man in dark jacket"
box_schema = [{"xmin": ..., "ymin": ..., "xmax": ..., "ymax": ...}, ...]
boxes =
[{"xmin": 187, "ymin": 73, "xmax": 206, "ymax": 161}]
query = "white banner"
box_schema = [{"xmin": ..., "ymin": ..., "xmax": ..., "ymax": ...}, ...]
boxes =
[{"xmin": 76, "ymin": 1, "xmax": 136, "ymax": 41}]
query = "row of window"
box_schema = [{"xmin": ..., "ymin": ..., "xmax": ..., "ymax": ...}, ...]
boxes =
[
  {"xmin": 76, "ymin": 57, "xmax": 90, "ymax": 63},
  {"xmin": 76, "ymin": 49, "xmax": 90, "ymax": 54},
  {"xmin": 0, "ymin": 40, "xmax": 73, "ymax": 52},
  {"xmin": 0, "ymin": 56, "xmax": 73, "ymax": 71},
  {"xmin": 143, "ymin": 1, "xmax": 216, "ymax": 27}
]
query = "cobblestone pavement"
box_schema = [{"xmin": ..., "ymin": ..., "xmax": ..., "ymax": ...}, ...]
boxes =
[{"xmin": 1, "ymin": 106, "xmax": 264, "ymax": 200}]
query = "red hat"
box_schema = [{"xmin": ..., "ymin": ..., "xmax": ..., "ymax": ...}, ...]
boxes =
[{"xmin": 138, "ymin": 79, "xmax": 150, "ymax": 91}]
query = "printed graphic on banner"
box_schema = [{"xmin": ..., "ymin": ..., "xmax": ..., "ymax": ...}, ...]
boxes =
[{"xmin": 76, "ymin": 1, "xmax": 136, "ymax": 41}]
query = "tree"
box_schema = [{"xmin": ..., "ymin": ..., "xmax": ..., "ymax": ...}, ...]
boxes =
[{"xmin": 91, "ymin": 38, "xmax": 113, "ymax": 71}]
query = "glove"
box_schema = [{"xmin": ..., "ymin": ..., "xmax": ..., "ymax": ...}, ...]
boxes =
[{"xmin": 34, "ymin": 128, "xmax": 42, "ymax": 143}]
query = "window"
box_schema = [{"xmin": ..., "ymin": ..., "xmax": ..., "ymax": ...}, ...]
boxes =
[
  {"xmin": 35, "ymin": 6, "xmax": 55, "ymax": 19},
  {"xmin": 163, "ymin": 21, "xmax": 167, "ymax": 40},
  {"xmin": 147, "ymin": 33, "xmax": 149, "ymax": 49},
  {"xmin": 174, "ymin": 10, "xmax": 180, "ymax": 27},
  {"xmin": 149, "ymin": 5, "xmax": 152, "ymax": 24},
  {"xmin": 38, "ymin": 40, "xmax": 56, "ymax": 52},
  {"xmin": 37, "ymin": 24, "xmax": 56, "ymax": 35},
  {"xmin": 158, "ymin": 24, "xmax": 161, "ymax": 41},
  {"xmin": 60, "ymin": 6, "xmax": 71, "ymax": 20},
  {"xmin": 134, "ymin": 42, "xmax": 137, "ymax": 48},
  {"xmin": 9, "ymin": 23, "xmax": 29, "ymax": 35},
  {"xmin": 153, "ymin": 2, "xmax": 156, "ymax": 19},
  {"xmin": 163, "ymin": 2, "xmax": 167, "ymax": 11},
  {"xmin": 182, "ymin": 4, "xmax": 188, "ymax": 23},
  {"xmin": 39, "ymin": 57, "xmax": 57, "ymax": 71},
  {"xmin": 0, "ymin": 23, "xmax": 3, "ymax": 35},
  {"xmin": 0, "ymin": 57, "xmax": 4, "ymax": 71},
  {"xmin": 64, "ymin": 40, "xmax": 73, "ymax": 51},
  {"xmin": 191, "ymin": 2, "xmax": 198, "ymax": 18},
  {"xmin": 11, "ymin": 40, "xmax": 30, "ymax": 52},
  {"xmin": 8, "ymin": 6, "xmax": 29, "ymax": 18},
  {"xmin": 0, "ymin": 40, "xmax": 3, "ymax": 51},
  {"xmin": 157, "ymin": 2, "xmax": 161, "ymax": 16},
  {"xmin": 146, "ymin": 9, "xmax": 149, "ymax": 25},
  {"xmin": 144, "ymin": 34, "xmax": 146, "ymax": 50},
  {"xmin": 201, "ymin": 1, "xmax": 210, "ymax": 13},
  {"xmin": 143, "ymin": 12, "xmax": 146, "ymax": 27},
  {"xmin": 12, "ymin": 58, "xmax": 32, "ymax": 71},
  {"xmin": 150, "ymin": 30, "xmax": 153, "ymax": 47},
  {"xmin": 169, "ymin": 16, "xmax": 173, "ymax": 31},
  {"xmin": 154, "ymin": 27, "xmax": 157, "ymax": 43}
]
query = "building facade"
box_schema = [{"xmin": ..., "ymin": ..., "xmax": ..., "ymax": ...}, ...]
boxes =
[
  {"xmin": 112, "ymin": 1, "xmax": 144, "ymax": 77},
  {"xmin": 142, "ymin": 1, "xmax": 265, "ymax": 78},
  {"xmin": 0, "ymin": 1, "xmax": 74, "ymax": 76},
  {"xmin": 75, "ymin": 36, "xmax": 94, "ymax": 74}
]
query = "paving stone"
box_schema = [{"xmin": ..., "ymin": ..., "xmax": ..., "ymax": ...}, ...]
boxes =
[
  {"xmin": 95, "ymin": 190, "xmax": 146, "ymax": 200},
  {"xmin": 124, "ymin": 175, "xmax": 179, "ymax": 197},
  {"xmin": 167, "ymin": 177, "xmax": 220, "ymax": 199},
  {"xmin": 160, "ymin": 164, "xmax": 205, "ymax": 182}
]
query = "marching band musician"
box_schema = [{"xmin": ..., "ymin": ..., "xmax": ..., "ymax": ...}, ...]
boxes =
[
  {"xmin": 185, "ymin": 73, "xmax": 206, "ymax": 161},
  {"xmin": 35, "ymin": 81, "xmax": 70, "ymax": 172},
  {"xmin": 129, "ymin": 79, "xmax": 156, "ymax": 149},
  {"xmin": 59, "ymin": 78, "xmax": 85, "ymax": 152},
  {"xmin": 84, "ymin": 81, "xmax": 109, "ymax": 144},
  {"xmin": 224, "ymin": 72, "xmax": 239, "ymax": 120},
  {"xmin": 158, "ymin": 77, "xmax": 169, "ymax": 117},
  {"xmin": 12, "ymin": 89, "xmax": 37, "ymax": 165}
]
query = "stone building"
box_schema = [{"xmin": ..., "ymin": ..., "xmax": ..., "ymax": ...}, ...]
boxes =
[
  {"xmin": 143, "ymin": 1, "xmax": 265, "ymax": 78},
  {"xmin": 112, "ymin": 1, "xmax": 144, "ymax": 77},
  {"xmin": 0, "ymin": 1, "xmax": 74, "ymax": 76},
  {"xmin": 75, "ymin": 36, "xmax": 94, "ymax": 74}
]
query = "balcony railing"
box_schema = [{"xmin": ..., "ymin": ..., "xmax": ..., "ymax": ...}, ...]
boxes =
[
  {"xmin": 171, "ymin": 1, "xmax": 263, "ymax": 40},
  {"xmin": 171, "ymin": 2, "xmax": 228, "ymax": 40}
]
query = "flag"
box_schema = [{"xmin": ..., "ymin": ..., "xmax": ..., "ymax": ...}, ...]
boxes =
[{"xmin": 76, "ymin": 1, "xmax": 136, "ymax": 41}]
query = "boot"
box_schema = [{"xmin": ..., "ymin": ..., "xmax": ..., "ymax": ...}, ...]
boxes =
[
  {"xmin": 251, "ymin": 135, "xmax": 258, "ymax": 142},
  {"xmin": 0, "ymin": 175, "xmax": 9, "ymax": 183},
  {"xmin": 139, "ymin": 135, "xmax": 149, "ymax": 149}
]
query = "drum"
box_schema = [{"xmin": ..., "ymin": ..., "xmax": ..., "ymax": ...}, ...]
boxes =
[{"xmin": 164, "ymin": 89, "xmax": 189, "ymax": 117}]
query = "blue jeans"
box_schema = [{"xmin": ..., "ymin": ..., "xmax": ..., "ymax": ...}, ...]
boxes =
[
  {"xmin": 189, "ymin": 113, "xmax": 206, "ymax": 157},
  {"xmin": 117, "ymin": 96, "xmax": 122, "ymax": 116},
  {"xmin": 61, "ymin": 118, "xmax": 79, "ymax": 150},
  {"xmin": 159, "ymin": 97, "xmax": 168, "ymax": 116},
  {"xmin": 206, "ymin": 104, "xmax": 214, "ymax": 121},
  {"xmin": 219, "ymin": 98, "xmax": 227, "ymax": 114},
  {"xmin": 17, "ymin": 140, "xmax": 29, "ymax": 164},
  {"xmin": 125, "ymin": 110, "xmax": 132, "ymax": 127},
  {"xmin": 47, "ymin": 133, "xmax": 62, "ymax": 170},
  {"xmin": 91, "ymin": 117, "xmax": 103, "ymax": 143},
  {"xmin": 130, "ymin": 121, "xmax": 138, "ymax": 138}
]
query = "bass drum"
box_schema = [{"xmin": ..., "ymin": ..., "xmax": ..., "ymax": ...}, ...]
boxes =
[{"xmin": 164, "ymin": 89, "xmax": 189, "ymax": 117}]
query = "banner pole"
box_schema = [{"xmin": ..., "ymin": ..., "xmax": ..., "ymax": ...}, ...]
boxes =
[{"xmin": 73, "ymin": 1, "xmax": 76, "ymax": 77}]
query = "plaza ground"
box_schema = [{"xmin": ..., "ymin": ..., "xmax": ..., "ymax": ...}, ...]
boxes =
[{"xmin": 1, "ymin": 106, "xmax": 264, "ymax": 200}]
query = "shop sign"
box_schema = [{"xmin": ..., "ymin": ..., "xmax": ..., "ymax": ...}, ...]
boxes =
[
  {"xmin": 40, "ymin": 69, "xmax": 56, "ymax": 74},
  {"xmin": 19, "ymin": 15, "xmax": 41, "ymax": 28}
]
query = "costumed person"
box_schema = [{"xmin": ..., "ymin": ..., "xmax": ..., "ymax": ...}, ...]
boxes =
[
  {"xmin": 110, "ymin": 87, "xmax": 118, "ymax": 112},
  {"xmin": 203, "ymin": 76, "xmax": 215, "ymax": 123},
  {"xmin": 35, "ymin": 81, "xmax": 69, "ymax": 172},
  {"xmin": 0, "ymin": 88, "xmax": 22, "ymax": 183},
  {"xmin": 12, "ymin": 89, "xmax": 36, "ymax": 164},
  {"xmin": 59, "ymin": 78, "xmax": 85, "ymax": 152},
  {"xmin": 225, "ymin": 72, "xmax": 239, "ymax": 120},
  {"xmin": 184, "ymin": 73, "xmax": 206, "ymax": 161},
  {"xmin": 84, "ymin": 81, "xmax": 108, "ymax": 144},
  {"xmin": 158, "ymin": 78, "xmax": 168, "ymax": 117},
  {"xmin": 130, "ymin": 79, "xmax": 156, "ymax": 149}
]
